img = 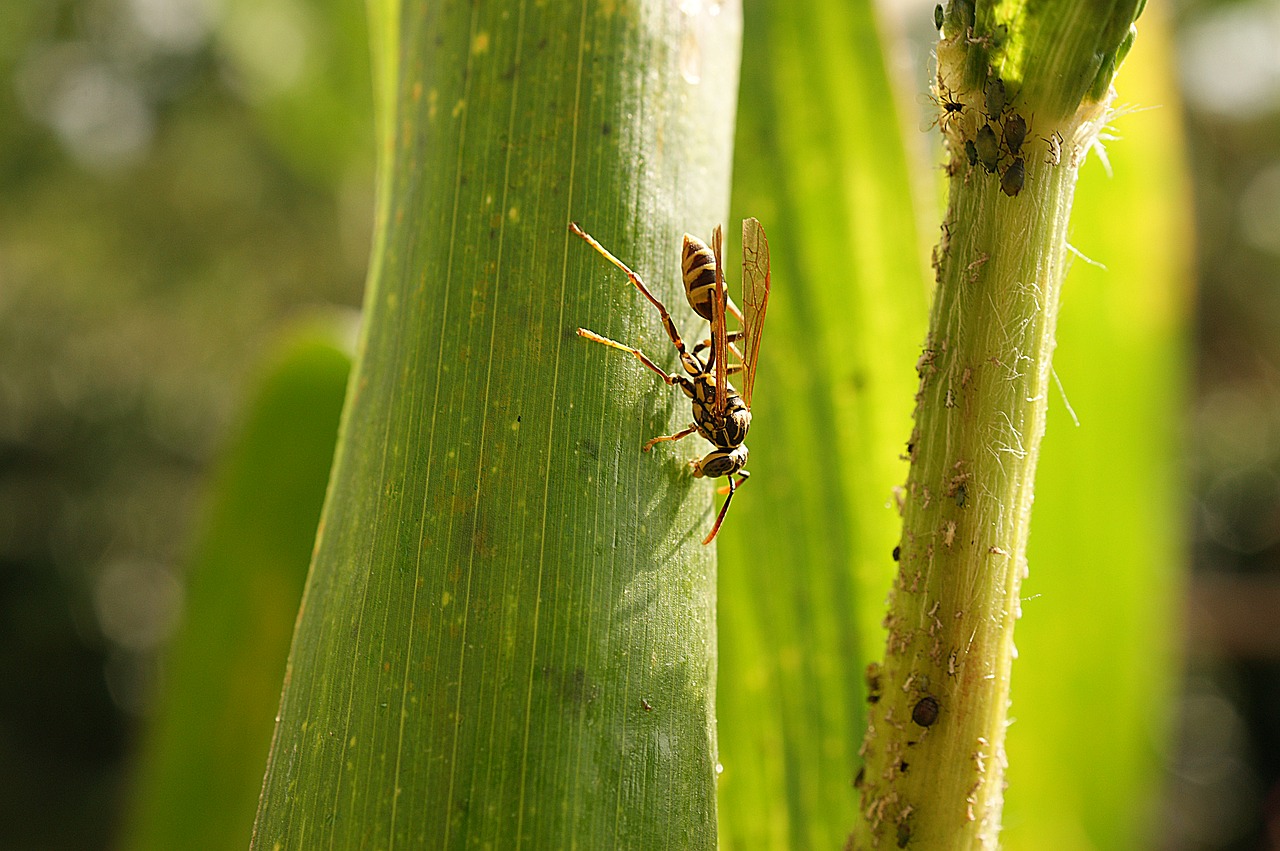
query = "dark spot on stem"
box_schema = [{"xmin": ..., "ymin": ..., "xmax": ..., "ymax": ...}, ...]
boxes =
[{"xmin": 912, "ymin": 695, "xmax": 940, "ymax": 727}]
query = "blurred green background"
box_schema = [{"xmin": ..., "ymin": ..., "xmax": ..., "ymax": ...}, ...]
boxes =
[
  {"xmin": 0, "ymin": 0, "xmax": 369, "ymax": 846},
  {"xmin": 0, "ymin": 0, "xmax": 1273, "ymax": 848}
]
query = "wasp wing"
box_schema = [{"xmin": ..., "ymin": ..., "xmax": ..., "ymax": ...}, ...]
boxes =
[
  {"xmin": 711, "ymin": 224, "xmax": 728, "ymax": 417},
  {"xmin": 740, "ymin": 217, "xmax": 771, "ymax": 408}
]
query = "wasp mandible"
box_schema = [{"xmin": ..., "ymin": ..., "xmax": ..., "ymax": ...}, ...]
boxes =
[{"xmin": 571, "ymin": 218, "xmax": 771, "ymax": 544}]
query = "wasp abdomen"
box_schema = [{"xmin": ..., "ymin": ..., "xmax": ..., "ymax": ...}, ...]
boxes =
[{"xmin": 682, "ymin": 234, "xmax": 718, "ymax": 320}]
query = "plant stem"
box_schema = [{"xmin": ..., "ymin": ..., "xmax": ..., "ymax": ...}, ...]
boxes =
[{"xmin": 849, "ymin": 2, "xmax": 1143, "ymax": 847}]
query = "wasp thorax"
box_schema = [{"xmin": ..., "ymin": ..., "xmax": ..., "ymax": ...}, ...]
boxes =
[
  {"xmin": 715, "ymin": 402, "xmax": 751, "ymax": 448},
  {"xmin": 690, "ymin": 374, "xmax": 750, "ymax": 448},
  {"xmin": 694, "ymin": 445, "xmax": 748, "ymax": 479}
]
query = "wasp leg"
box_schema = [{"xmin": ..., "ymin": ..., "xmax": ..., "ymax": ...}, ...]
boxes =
[
  {"xmin": 571, "ymin": 222, "xmax": 693, "ymax": 362},
  {"xmin": 715, "ymin": 469, "xmax": 750, "ymax": 496},
  {"xmin": 693, "ymin": 331, "xmax": 745, "ymax": 371},
  {"xmin": 642, "ymin": 424, "xmax": 698, "ymax": 453},
  {"xmin": 726, "ymin": 299, "xmax": 745, "ymax": 325},
  {"xmin": 704, "ymin": 470, "xmax": 750, "ymax": 545},
  {"xmin": 696, "ymin": 337, "xmax": 747, "ymax": 376},
  {"xmin": 577, "ymin": 328, "xmax": 689, "ymax": 388}
]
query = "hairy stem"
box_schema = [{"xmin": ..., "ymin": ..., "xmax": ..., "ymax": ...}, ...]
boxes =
[{"xmin": 849, "ymin": 1, "xmax": 1143, "ymax": 848}]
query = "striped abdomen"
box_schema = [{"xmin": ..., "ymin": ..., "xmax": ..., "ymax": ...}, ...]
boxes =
[{"xmin": 681, "ymin": 233, "xmax": 718, "ymax": 320}]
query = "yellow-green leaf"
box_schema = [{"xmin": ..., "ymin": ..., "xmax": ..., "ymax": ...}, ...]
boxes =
[
  {"xmin": 253, "ymin": 3, "xmax": 743, "ymax": 848},
  {"xmin": 718, "ymin": 1, "xmax": 930, "ymax": 847}
]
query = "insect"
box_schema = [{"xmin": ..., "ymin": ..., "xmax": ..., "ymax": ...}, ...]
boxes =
[
  {"xmin": 1002, "ymin": 112, "xmax": 1027, "ymax": 156},
  {"xmin": 1000, "ymin": 156, "xmax": 1025, "ymax": 197},
  {"xmin": 1043, "ymin": 130, "xmax": 1063, "ymax": 166},
  {"xmin": 912, "ymin": 695, "xmax": 940, "ymax": 728},
  {"xmin": 571, "ymin": 218, "xmax": 771, "ymax": 545},
  {"xmin": 939, "ymin": 88, "xmax": 965, "ymax": 123},
  {"xmin": 920, "ymin": 82, "xmax": 966, "ymax": 132},
  {"xmin": 983, "ymin": 76, "xmax": 1006, "ymax": 118},
  {"xmin": 974, "ymin": 123, "xmax": 1001, "ymax": 173}
]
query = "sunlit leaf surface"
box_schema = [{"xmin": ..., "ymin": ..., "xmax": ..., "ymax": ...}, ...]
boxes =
[{"xmin": 253, "ymin": 3, "xmax": 743, "ymax": 848}]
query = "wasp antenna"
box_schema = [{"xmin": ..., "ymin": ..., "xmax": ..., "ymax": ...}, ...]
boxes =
[
  {"xmin": 702, "ymin": 504, "xmax": 729, "ymax": 545},
  {"xmin": 702, "ymin": 474, "xmax": 744, "ymax": 545}
]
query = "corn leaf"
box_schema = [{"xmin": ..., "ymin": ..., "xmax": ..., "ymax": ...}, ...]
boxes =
[{"xmin": 252, "ymin": 3, "xmax": 743, "ymax": 847}]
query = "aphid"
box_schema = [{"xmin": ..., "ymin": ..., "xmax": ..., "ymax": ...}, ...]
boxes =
[
  {"xmin": 1002, "ymin": 112, "xmax": 1027, "ymax": 155},
  {"xmin": 1000, "ymin": 156, "xmax": 1025, "ymax": 197},
  {"xmin": 1044, "ymin": 130, "xmax": 1063, "ymax": 166},
  {"xmin": 933, "ymin": 3, "xmax": 944, "ymax": 32},
  {"xmin": 963, "ymin": 139, "xmax": 978, "ymax": 167},
  {"xmin": 912, "ymin": 695, "xmax": 940, "ymax": 728},
  {"xmin": 983, "ymin": 76, "xmax": 1006, "ymax": 118},
  {"xmin": 892, "ymin": 545, "xmax": 901, "ymax": 562},
  {"xmin": 974, "ymin": 123, "xmax": 1001, "ymax": 173},
  {"xmin": 866, "ymin": 663, "xmax": 883, "ymax": 704},
  {"xmin": 967, "ymin": 22, "xmax": 1007, "ymax": 50},
  {"xmin": 572, "ymin": 218, "xmax": 771, "ymax": 545}
]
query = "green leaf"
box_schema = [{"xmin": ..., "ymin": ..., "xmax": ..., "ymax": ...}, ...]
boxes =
[
  {"xmin": 1003, "ymin": 12, "xmax": 1191, "ymax": 849},
  {"xmin": 121, "ymin": 319, "xmax": 353, "ymax": 851},
  {"xmin": 717, "ymin": 1, "xmax": 931, "ymax": 848},
  {"xmin": 252, "ymin": 3, "xmax": 742, "ymax": 848}
]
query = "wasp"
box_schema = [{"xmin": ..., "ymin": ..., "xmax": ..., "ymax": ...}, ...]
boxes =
[{"xmin": 571, "ymin": 218, "xmax": 771, "ymax": 545}]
